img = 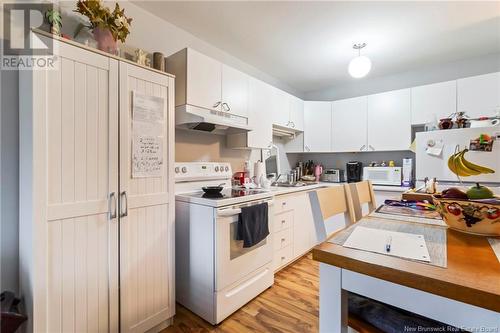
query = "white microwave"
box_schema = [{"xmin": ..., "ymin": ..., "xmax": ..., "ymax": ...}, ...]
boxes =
[{"xmin": 363, "ymin": 167, "xmax": 402, "ymax": 186}]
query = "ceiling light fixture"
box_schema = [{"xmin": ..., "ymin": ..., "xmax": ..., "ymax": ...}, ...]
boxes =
[{"xmin": 348, "ymin": 43, "xmax": 371, "ymax": 78}]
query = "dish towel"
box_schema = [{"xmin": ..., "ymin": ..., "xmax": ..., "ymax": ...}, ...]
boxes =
[{"xmin": 237, "ymin": 202, "xmax": 269, "ymax": 248}]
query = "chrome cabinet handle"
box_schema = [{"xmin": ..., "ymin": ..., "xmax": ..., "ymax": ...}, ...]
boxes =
[
  {"xmin": 291, "ymin": 121, "xmax": 295, "ymax": 128},
  {"xmin": 119, "ymin": 191, "xmax": 128, "ymax": 217},
  {"xmin": 305, "ymin": 145, "xmax": 310, "ymax": 152},
  {"xmin": 369, "ymin": 145, "xmax": 375, "ymax": 151},
  {"xmin": 360, "ymin": 144, "xmax": 366, "ymax": 151},
  {"xmin": 286, "ymin": 121, "xmax": 291, "ymax": 127},
  {"xmin": 213, "ymin": 101, "xmax": 221, "ymax": 108},
  {"xmin": 222, "ymin": 102, "xmax": 230, "ymax": 112},
  {"xmin": 108, "ymin": 192, "xmax": 117, "ymax": 219}
]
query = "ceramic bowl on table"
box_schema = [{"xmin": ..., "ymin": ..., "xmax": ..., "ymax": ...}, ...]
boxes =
[{"xmin": 433, "ymin": 195, "xmax": 500, "ymax": 236}]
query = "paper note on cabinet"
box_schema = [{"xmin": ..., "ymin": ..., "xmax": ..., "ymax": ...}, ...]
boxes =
[
  {"xmin": 132, "ymin": 135, "xmax": 163, "ymax": 177},
  {"xmin": 132, "ymin": 91, "xmax": 165, "ymax": 178}
]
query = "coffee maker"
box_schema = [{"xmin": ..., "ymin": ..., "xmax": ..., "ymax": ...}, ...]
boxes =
[{"xmin": 346, "ymin": 161, "xmax": 362, "ymax": 183}]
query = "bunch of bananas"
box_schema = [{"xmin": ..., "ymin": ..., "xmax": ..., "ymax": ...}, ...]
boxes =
[{"xmin": 448, "ymin": 148, "xmax": 495, "ymax": 177}]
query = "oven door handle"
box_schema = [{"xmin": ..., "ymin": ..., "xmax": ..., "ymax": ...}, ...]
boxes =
[
  {"xmin": 217, "ymin": 208, "xmax": 242, "ymax": 217},
  {"xmin": 217, "ymin": 200, "xmax": 274, "ymax": 217}
]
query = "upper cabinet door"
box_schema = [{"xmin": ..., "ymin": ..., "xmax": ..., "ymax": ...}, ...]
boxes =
[
  {"xmin": 367, "ymin": 89, "xmax": 411, "ymax": 151},
  {"xmin": 411, "ymin": 81, "xmax": 456, "ymax": 125},
  {"xmin": 246, "ymin": 78, "xmax": 273, "ymax": 148},
  {"xmin": 222, "ymin": 64, "xmax": 249, "ymax": 117},
  {"xmin": 186, "ymin": 48, "xmax": 222, "ymax": 111},
  {"xmin": 332, "ymin": 96, "xmax": 368, "ymax": 152},
  {"xmin": 304, "ymin": 101, "xmax": 332, "ymax": 152},
  {"xmin": 457, "ymin": 72, "xmax": 500, "ymax": 118},
  {"xmin": 289, "ymin": 96, "xmax": 304, "ymax": 131},
  {"xmin": 272, "ymin": 88, "xmax": 290, "ymax": 127}
]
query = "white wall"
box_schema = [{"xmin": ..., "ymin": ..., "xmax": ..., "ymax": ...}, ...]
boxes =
[
  {"xmin": 305, "ymin": 52, "xmax": 500, "ymax": 101},
  {"xmin": 1, "ymin": 61, "xmax": 20, "ymax": 293}
]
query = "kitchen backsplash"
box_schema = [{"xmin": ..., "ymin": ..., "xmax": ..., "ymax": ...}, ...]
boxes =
[
  {"xmin": 175, "ymin": 129, "xmax": 262, "ymax": 173},
  {"xmin": 299, "ymin": 151, "xmax": 415, "ymax": 170}
]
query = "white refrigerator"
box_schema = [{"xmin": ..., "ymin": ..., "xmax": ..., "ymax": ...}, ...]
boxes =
[{"xmin": 415, "ymin": 127, "xmax": 500, "ymax": 184}]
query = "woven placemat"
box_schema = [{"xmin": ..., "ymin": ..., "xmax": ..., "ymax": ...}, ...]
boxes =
[{"xmin": 328, "ymin": 218, "xmax": 447, "ymax": 268}]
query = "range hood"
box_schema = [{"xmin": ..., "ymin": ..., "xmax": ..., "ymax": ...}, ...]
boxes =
[
  {"xmin": 176, "ymin": 104, "xmax": 252, "ymax": 135},
  {"xmin": 272, "ymin": 124, "xmax": 302, "ymax": 139}
]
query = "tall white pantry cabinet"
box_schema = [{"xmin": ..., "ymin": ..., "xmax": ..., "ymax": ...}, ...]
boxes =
[{"xmin": 19, "ymin": 33, "xmax": 175, "ymax": 332}]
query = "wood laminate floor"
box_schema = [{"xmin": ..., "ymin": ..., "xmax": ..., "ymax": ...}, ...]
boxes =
[{"xmin": 162, "ymin": 253, "xmax": 319, "ymax": 333}]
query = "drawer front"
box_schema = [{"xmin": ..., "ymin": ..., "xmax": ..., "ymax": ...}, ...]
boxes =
[
  {"xmin": 274, "ymin": 245, "xmax": 293, "ymax": 271},
  {"xmin": 274, "ymin": 210, "xmax": 293, "ymax": 232},
  {"xmin": 274, "ymin": 196, "xmax": 292, "ymax": 214},
  {"xmin": 273, "ymin": 228, "xmax": 292, "ymax": 251}
]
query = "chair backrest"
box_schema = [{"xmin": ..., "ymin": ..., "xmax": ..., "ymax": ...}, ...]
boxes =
[
  {"xmin": 309, "ymin": 185, "xmax": 355, "ymax": 242},
  {"xmin": 348, "ymin": 180, "xmax": 377, "ymax": 222}
]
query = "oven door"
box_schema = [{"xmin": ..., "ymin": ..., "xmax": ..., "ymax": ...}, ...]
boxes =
[{"xmin": 215, "ymin": 198, "xmax": 274, "ymax": 291}]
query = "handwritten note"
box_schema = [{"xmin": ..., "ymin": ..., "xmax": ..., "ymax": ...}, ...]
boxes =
[
  {"xmin": 132, "ymin": 135, "xmax": 163, "ymax": 177},
  {"xmin": 132, "ymin": 91, "xmax": 165, "ymax": 178}
]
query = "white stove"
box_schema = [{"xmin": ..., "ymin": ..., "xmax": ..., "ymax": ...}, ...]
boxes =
[
  {"xmin": 175, "ymin": 162, "xmax": 273, "ymax": 207},
  {"xmin": 174, "ymin": 162, "xmax": 274, "ymax": 324}
]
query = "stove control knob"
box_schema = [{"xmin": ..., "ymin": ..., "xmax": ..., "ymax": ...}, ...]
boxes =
[
  {"xmin": 215, "ymin": 166, "xmax": 219, "ymax": 172},
  {"xmin": 225, "ymin": 166, "xmax": 229, "ymax": 172},
  {"xmin": 220, "ymin": 165, "xmax": 224, "ymax": 172},
  {"xmin": 181, "ymin": 167, "xmax": 187, "ymax": 173},
  {"xmin": 175, "ymin": 167, "xmax": 180, "ymax": 173}
]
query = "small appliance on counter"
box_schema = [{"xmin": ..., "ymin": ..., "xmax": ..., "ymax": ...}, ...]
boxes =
[
  {"xmin": 321, "ymin": 169, "xmax": 344, "ymax": 183},
  {"xmin": 346, "ymin": 161, "xmax": 362, "ymax": 183},
  {"xmin": 402, "ymin": 158, "xmax": 413, "ymax": 187},
  {"xmin": 363, "ymin": 166, "xmax": 402, "ymax": 186}
]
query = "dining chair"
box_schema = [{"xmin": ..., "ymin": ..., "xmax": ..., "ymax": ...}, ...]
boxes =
[
  {"xmin": 310, "ymin": 186, "xmax": 384, "ymax": 333},
  {"xmin": 348, "ymin": 180, "xmax": 377, "ymax": 222},
  {"xmin": 309, "ymin": 185, "xmax": 355, "ymax": 243}
]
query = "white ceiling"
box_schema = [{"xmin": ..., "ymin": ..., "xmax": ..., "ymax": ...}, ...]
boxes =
[{"xmin": 135, "ymin": 1, "xmax": 500, "ymax": 94}]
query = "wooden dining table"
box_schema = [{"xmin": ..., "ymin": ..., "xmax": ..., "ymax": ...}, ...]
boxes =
[{"xmin": 312, "ymin": 215, "xmax": 500, "ymax": 333}]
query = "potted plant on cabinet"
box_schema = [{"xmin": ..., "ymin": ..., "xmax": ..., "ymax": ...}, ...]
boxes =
[{"xmin": 74, "ymin": 0, "xmax": 132, "ymax": 54}]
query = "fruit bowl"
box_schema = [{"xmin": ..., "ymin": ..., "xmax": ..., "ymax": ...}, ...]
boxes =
[{"xmin": 433, "ymin": 195, "xmax": 500, "ymax": 236}]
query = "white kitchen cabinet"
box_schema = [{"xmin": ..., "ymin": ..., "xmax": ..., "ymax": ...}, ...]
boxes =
[
  {"xmin": 411, "ymin": 81, "xmax": 456, "ymax": 125},
  {"xmin": 20, "ymin": 33, "xmax": 175, "ymax": 333},
  {"xmin": 227, "ymin": 78, "xmax": 273, "ymax": 149},
  {"xmin": 273, "ymin": 191, "xmax": 316, "ymax": 271},
  {"xmin": 367, "ymin": 89, "xmax": 411, "ymax": 151},
  {"xmin": 304, "ymin": 101, "xmax": 332, "ymax": 152},
  {"xmin": 222, "ymin": 64, "xmax": 249, "ymax": 116},
  {"xmin": 185, "ymin": 48, "xmax": 222, "ymax": 111},
  {"xmin": 272, "ymin": 88, "xmax": 291, "ymax": 127},
  {"xmin": 289, "ymin": 95, "xmax": 304, "ymax": 131},
  {"xmin": 332, "ymin": 96, "xmax": 368, "ymax": 152},
  {"xmin": 167, "ymin": 48, "xmax": 250, "ymax": 119},
  {"xmin": 457, "ymin": 72, "xmax": 500, "ymax": 118},
  {"xmin": 119, "ymin": 62, "xmax": 175, "ymax": 333}
]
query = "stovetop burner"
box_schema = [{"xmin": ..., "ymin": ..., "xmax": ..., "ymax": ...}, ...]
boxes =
[{"xmin": 186, "ymin": 188, "xmax": 265, "ymax": 200}]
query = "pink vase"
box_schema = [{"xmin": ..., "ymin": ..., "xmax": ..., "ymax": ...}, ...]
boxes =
[{"xmin": 93, "ymin": 27, "xmax": 117, "ymax": 54}]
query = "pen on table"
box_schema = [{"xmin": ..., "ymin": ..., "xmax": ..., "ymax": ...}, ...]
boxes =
[{"xmin": 385, "ymin": 236, "xmax": 392, "ymax": 253}]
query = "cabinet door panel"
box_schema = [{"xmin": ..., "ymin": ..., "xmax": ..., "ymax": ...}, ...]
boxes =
[
  {"xmin": 457, "ymin": 72, "xmax": 500, "ymax": 118},
  {"xmin": 272, "ymin": 88, "xmax": 290, "ymax": 127},
  {"xmin": 119, "ymin": 63, "xmax": 175, "ymax": 332},
  {"xmin": 247, "ymin": 78, "xmax": 273, "ymax": 148},
  {"xmin": 289, "ymin": 96, "xmax": 304, "ymax": 130},
  {"xmin": 43, "ymin": 47, "xmax": 119, "ymax": 333},
  {"xmin": 186, "ymin": 49, "xmax": 222, "ymax": 111},
  {"xmin": 367, "ymin": 89, "xmax": 411, "ymax": 151},
  {"xmin": 222, "ymin": 64, "xmax": 249, "ymax": 116},
  {"xmin": 332, "ymin": 96, "xmax": 368, "ymax": 152},
  {"xmin": 304, "ymin": 101, "xmax": 332, "ymax": 152},
  {"xmin": 411, "ymin": 81, "xmax": 456, "ymax": 125}
]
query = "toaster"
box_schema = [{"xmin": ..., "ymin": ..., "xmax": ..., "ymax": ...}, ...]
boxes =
[{"xmin": 321, "ymin": 169, "xmax": 343, "ymax": 183}]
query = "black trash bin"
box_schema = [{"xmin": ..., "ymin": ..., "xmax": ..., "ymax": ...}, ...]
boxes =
[{"xmin": 1, "ymin": 291, "xmax": 27, "ymax": 333}]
